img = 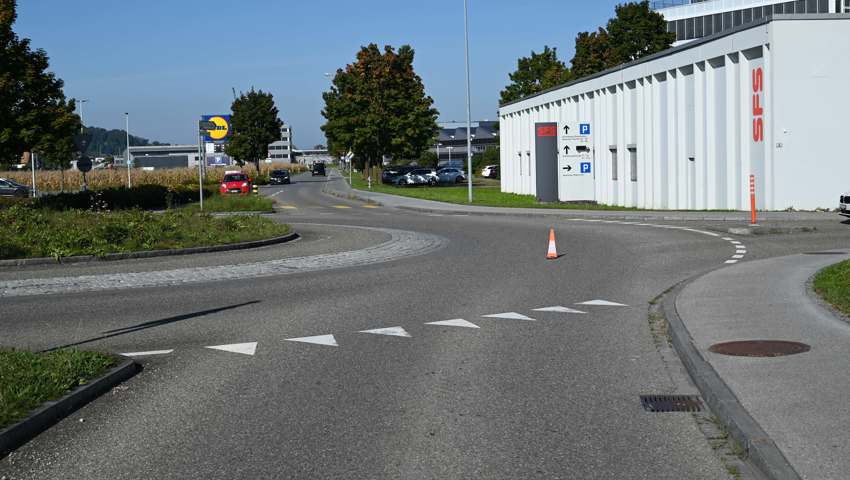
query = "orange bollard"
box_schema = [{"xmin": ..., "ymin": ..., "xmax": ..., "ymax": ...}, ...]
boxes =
[
  {"xmin": 749, "ymin": 175, "xmax": 757, "ymax": 225},
  {"xmin": 546, "ymin": 227, "xmax": 558, "ymax": 260}
]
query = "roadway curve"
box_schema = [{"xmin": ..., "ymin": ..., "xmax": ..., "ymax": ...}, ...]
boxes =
[{"xmin": 2, "ymin": 172, "xmax": 843, "ymax": 479}]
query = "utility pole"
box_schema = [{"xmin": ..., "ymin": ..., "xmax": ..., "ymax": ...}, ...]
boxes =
[
  {"xmin": 78, "ymin": 99, "xmax": 89, "ymax": 134},
  {"xmin": 30, "ymin": 152, "xmax": 37, "ymax": 197},
  {"xmin": 125, "ymin": 112, "xmax": 132, "ymax": 188},
  {"xmin": 464, "ymin": 0, "xmax": 473, "ymax": 204}
]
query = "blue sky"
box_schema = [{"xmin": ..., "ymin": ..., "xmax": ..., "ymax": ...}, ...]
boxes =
[{"xmin": 16, "ymin": 1, "xmax": 622, "ymax": 148}]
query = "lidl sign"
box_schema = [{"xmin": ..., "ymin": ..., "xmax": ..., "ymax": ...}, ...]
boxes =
[{"xmin": 202, "ymin": 115, "xmax": 231, "ymax": 142}]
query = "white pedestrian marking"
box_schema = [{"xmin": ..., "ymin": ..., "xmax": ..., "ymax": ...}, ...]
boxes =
[
  {"xmin": 725, "ymin": 259, "xmax": 739, "ymax": 264},
  {"xmin": 121, "ymin": 349, "xmax": 174, "ymax": 357},
  {"xmin": 286, "ymin": 335, "xmax": 338, "ymax": 347},
  {"xmin": 732, "ymin": 254, "xmax": 745, "ymax": 259},
  {"xmin": 359, "ymin": 326, "xmax": 411, "ymax": 337},
  {"xmin": 533, "ymin": 306, "xmax": 587, "ymax": 314},
  {"xmin": 482, "ymin": 312, "xmax": 535, "ymax": 321},
  {"xmin": 425, "ymin": 319, "xmax": 480, "ymax": 329},
  {"xmin": 576, "ymin": 300, "xmax": 629, "ymax": 307},
  {"xmin": 205, "ymin": 342, "xmax": 257, "ymax": 356},
  {"xmin": 730, "ymin": 241, "xmax": 742, "ymax": 245},
  {"xmin": 722, "ymin": 237, "xmax": 734, "ymax": 241}
]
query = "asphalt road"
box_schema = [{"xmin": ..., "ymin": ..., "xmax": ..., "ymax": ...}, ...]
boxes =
[{"xmin": 1, "ymin": 172, "xmax": 847, "ymax": 479}]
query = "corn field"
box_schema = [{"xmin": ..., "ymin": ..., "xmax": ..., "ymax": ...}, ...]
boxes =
[{"xmin": 0, "ymin": 163, "xmax": 309, "ymax": 192}]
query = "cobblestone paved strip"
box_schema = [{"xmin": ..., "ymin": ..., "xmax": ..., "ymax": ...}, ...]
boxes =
[{"xmin": 0, "ymin": 227, "xmax": 447, "ymax": 298}]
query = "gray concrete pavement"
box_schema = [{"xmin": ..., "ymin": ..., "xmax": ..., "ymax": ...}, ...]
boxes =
[
  {"xmin": 2, "ymin": 172, "xmax": 846, "ymax": 479},
  {"xmin": 678, "ymin": 252, "xmax": 850, "ymax": 480}
]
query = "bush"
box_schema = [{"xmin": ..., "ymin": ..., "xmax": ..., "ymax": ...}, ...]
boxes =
[{"xmin": 32, "ymin": 185, "xmax": 213, "ymax": 211}]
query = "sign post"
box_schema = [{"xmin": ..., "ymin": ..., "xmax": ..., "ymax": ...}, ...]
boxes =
[
  {"xmin": 749, "ymin": 174, "xmax": 757, "ymax": 225},
  {"xmin": 197, "ymin": 120, "xmax": 213, "ymax": 211}
]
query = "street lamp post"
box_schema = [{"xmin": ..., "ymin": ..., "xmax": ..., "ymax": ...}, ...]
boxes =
[
  {"xmin": 464, "ymin": 0, "xmax": 473, "ymax": 203},
  {"xmin": 125, "ymin": 112, "xmax": 131, "ymax": 188},
  {"xmin": 78, "ymin": 99, "xmax": 89, "ymax": 134},
  {"xmin": 447, "ymin": 146, "xmax": 454, "ymax": 164}
]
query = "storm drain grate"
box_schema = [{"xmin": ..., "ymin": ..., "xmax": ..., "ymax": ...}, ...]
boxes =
[{"xmin": 640, "ymin": 395, "xmax": 703, "ymax": 413}]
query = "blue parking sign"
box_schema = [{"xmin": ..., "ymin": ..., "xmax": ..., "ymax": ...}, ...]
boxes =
[
  {"xmin": 580, "ymin": 162, "xmax": 592, "ymax": 174},
  {"xmin": 580, "ymin": 123, "xmax": 591, "ymax": 135}
]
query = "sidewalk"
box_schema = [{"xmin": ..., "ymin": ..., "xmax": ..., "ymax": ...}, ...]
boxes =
[
  {"xmin": 676, "ymin": 252, "xmax": 850, "ymax": 480},
  {"xmin": 327, "ymin": 175, "xmax": 838, "ymax": 223}
]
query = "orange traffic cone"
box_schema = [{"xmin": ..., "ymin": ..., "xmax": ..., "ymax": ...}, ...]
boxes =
[{"xmin": 546, "ymin": 227, "xmax": 558, "ymax": 259}]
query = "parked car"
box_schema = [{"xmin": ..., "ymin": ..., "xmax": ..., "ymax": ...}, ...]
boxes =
[
  {"xmin": 482, "ymin": 165, "xmax": 499, "ymax": 178},
  {"xmin": 219, "ymin": 171, "xmax": 252, "ymax": 195},
  {"xmin": 0, "ymin": 178, "xmax": 30, "ymax": 197},
  {"xmin": 436, "ymin": 167, "xmax": 466, "ymax": 184},
  {"xmin": 311, "ymin": 163, "xmax": 326, "ymax": 176},
  {"xmin": 396, "ymin": 168, "xmax": 438, "ymax": 187},
  {"xmin": 840, "ymin": 193, "xmax": 850, "ymax": 213},
  {"xmin": 488, "ymin": 165, "xmax": 500, "ymax": 179},
  {"xmin": 382, "ymin": 166, "xmax": 416, "ymax": 184},
  {"xmin": 269, "ymin": 169, "xmax": 291, "ymax": 185}
]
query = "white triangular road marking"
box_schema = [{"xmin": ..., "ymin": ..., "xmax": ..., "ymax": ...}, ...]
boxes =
[
  {"xmin": 482, "ymin": 312, "xmax": 535, "ymax": 321},
  {"xmin": 286, "ymin": 335, "xmax": 338, "ymax": 347},
  {"xmin": 359, "ymin": 326, "xmax": 411, "ymax": 337},
  {"xmin": 121, "ymin": 349, "xmax": 174, "ymax": 357},
  {"xmin": 205, "ymin": 342, "xmax": 257, "ymax": 356},
  {"xmin": 576, "ymin": 300, "xmax": 629, "ymax": 307},
  {"xmin": 425, "ymin": 319, "xmax": 480, "ymax": 329},
  {"xmin": 533, "ymin": 306, "xmax": 587, "ymax": 314}
]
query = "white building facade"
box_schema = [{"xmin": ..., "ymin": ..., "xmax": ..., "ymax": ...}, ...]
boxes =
[
  {"xmin": 498, "ymin": 15, "xmax": 850, "ymax": 211},
  {"xmin": 267, "ymin": 122, "xmax": 293, "ymax": 161}
]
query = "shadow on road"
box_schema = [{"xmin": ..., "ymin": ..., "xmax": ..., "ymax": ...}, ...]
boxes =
[{"xmin": 41, "ymin": 301, "xmax": 260, "ymax": 352}]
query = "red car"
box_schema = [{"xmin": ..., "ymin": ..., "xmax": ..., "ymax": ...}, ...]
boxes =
[{"xmin": 220, "ymin": 171, "xmax": 252, "ymax": 195}]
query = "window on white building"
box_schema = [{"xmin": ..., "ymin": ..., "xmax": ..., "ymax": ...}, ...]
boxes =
[
  {"xmin": 610, "ymin": 148, "xmax": 618, "ymax": 181},
  {"xmin": 629, "ymin": 148, "xmax": 638, "ymax": 182}
]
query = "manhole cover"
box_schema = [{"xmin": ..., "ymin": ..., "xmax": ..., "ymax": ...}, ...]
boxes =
[
  {"xmin": 640, "ymin": 395, "xmax": 703, "ymax": 413},
  {"xmin": 709, "ymin": 340, "xmax": 811, "ymax": 357}
]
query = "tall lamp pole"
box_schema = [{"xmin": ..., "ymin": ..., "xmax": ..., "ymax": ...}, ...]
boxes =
[
  {"xmin": 78, "ymin": 99, "xmax": 89, "ymax": 134},
  {"xmin": 463, "ymin": 0, "xmax": 473, "ymax": 203},
  {"xmin": 125, "ymin": 112, "xmax": 132, "ymax": 188}
]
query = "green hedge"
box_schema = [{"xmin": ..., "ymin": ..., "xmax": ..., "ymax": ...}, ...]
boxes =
[{"xmin": 31, "ymin": 185, "xmax": 213, "ymax": 211}]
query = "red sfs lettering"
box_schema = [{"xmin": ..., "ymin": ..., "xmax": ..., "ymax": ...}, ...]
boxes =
[
  {"xmin": 537, "ymin": 126, "xmax": 557, "ymax": 137},
  {"xmin": 752, "ymin": 67, "xmax": 764, "ymax": 142}
]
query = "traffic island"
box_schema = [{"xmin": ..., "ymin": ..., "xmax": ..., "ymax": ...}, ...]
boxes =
[
  {"xmin": 0, "ymin": 349, "xmax": 139, "ymax": 458},
  {"xmin": 0, "ymin": 206, "xmax": 293, "ymax": 265}
]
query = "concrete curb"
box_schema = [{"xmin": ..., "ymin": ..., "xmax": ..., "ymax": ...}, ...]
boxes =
[
  {"xmin": 0, "ymin": 357, "xmax": 140, "ymax": 458},
  {"xmin": 661, "ymin": 278, "xmax": 802, "ymax": 480},
  {"xmin": 0, "ymin": 232, "xmax": 300, "ymax": 268}
]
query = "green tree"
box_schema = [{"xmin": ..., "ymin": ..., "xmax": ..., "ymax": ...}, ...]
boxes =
[
  {"xmin": 571, "ymin": 1, "xmax": 675, "ymax": 79},
  {"xmin": 225, "ymin": 89, "xmax": 283, "ymax": 174},
  {"xmin": 418, "ymin": 150, "xmax": 438, "ymax": 168},
  {"xmin": 571, "ymin": 28, "xmax": 617, "ymax": 79},
  {"xmin": 607, "ymin": 1, "xmax": 674, "ymax": 64},
  {"xmin": 322, "ymin": 44, "xmax": 438, "ymax": 176},
  {"xmin": 0, "ymin": 0, "xmax": 80, "ymax": 167},
  {"xmin": 500, "ymin": 46, "xmax": 572, "ymax": 104}
]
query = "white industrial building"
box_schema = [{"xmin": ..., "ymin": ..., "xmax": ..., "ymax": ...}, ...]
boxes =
[{"xmin": 498, "ymin": 14, "xmax": 850, "ymax": 211}]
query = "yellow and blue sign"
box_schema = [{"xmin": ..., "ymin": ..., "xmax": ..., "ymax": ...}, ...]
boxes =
[{"xmin": 202, "ymin": 115, "xmax": 231, "ymax": 142}]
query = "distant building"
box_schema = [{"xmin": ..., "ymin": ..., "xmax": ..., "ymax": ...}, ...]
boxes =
[
  {"xmin": 654, "ymin": 0, "xmax": 849, "ymax": 45},
  {"xmin": 118, "ymin": 145, "xmax": 201, "ymax": 170},
  {"xmin": 267, "ymin": 122, "xmax": 293, "ymax": 162},
  {"xmin": 432, "ymin": 121, "xmax": 499, "ymax": 165}
]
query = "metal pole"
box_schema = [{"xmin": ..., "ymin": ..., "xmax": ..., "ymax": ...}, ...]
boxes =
[
  {"xmin": 436, "ymin": 144, "xmax": 440, "ymax": 167},
  {"xmin": 463, "ymin": 0, "xmax": 473, "ymax": 204},
  {"xmin": 30, "ymin": 152, "xmax": 37, "ymax": 197},
  {"xmin": 79, "ymin": 99, "xmax": 88, "ymax": 134},
  {"xmin": 125, "ymin": 112, "xmax": 132, "ymax": 188},
  {"xmin": 198, "ymin": 132, "xmax": 204, "ymax": 212}
]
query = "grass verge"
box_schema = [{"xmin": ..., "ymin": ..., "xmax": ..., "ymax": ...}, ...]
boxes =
[
  {"xmin": 0, "ymin": 205, "xmax": 289, "ymax": 260},
  {"xmin": 813, "ymin": 259, "xmax": 850, "ymax": 317},
  {"xmin": 184, "ymin": 193, "xmax": 275, "ymax": 213},
  {"xmin": 0, "ymin": 349, "xmax": 118, "ymax": 429},
  {"xmin": 349, "ymin": 175, "xmax": 637, "ymax": 211}
]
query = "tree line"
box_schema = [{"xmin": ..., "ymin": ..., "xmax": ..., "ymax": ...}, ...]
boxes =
[{"xmin": 500, "ymin": 1, "xmax": 675, "ymax": 105}]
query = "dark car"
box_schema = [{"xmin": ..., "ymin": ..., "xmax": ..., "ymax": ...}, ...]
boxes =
[
  {"xmin": 489, "ymin": 165, "xmax": 500, "ymax": 179},
  {"xmin": 311, "ymin": 163, "xmax": 326, "ymax": 176},
  {"xmin": 382, "ymin": 166, "xmax": 416, "ymax": 184},
  {"xmin": 0, "ymin": 178, "xmax": 29, "ymax": 197},
  {"xmin": 269, "ymin": 169, "xmax": 291, "ymax": 185}
]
